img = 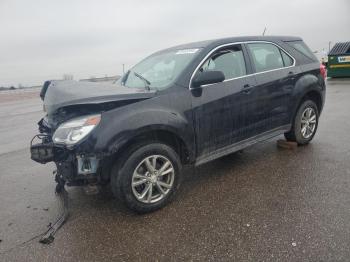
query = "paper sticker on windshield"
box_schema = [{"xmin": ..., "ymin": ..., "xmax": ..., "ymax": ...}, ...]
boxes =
[{"xmin": 176, "ymin": 49, "xmax": 199, "ymax": 55}]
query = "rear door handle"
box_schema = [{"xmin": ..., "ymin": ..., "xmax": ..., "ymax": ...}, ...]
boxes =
[
  {"xmin": 242, "ymin": 84, "xmax": 253, "ymax": 94},
  {"xmin": 288, "ymin": 71, "xmax": 296, "ymax": 80}
]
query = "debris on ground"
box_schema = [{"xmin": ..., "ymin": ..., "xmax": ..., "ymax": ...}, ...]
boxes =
[{"xmin": 39, "ymin": 189, "xmax": 69, "ymax": 245}]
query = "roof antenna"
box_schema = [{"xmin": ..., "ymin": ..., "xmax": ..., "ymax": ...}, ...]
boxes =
[{"xmin": 262, "ymin": 27, "xmax": 267, "ymax": 36}]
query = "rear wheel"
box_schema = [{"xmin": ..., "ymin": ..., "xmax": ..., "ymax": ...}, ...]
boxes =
[
  {"xmin": 111, "ymin": 143, "xmax": 182, "ymax": 213},
  {"xmin": 284, "ymin": 100, "xmax": 319, "ymax": 145}
]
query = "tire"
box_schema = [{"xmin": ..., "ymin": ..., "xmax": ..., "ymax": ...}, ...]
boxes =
[
  {"xmin": 111, "ymin": 143, "xmax": 182, "ymax": 213},
  {"xmin": 284, "ymin": 100, "xmax": 319, "ymax": 145}
]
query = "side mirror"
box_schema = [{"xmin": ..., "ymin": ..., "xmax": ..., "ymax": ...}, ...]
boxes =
[{"xmin": 192, "ymin": 70, "xmax": 225, "ymax": 88}]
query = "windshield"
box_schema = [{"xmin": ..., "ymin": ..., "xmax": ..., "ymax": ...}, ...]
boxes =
[{"xmin": 118, "ymin": 48, "xmax": 201, "ymax": 90}]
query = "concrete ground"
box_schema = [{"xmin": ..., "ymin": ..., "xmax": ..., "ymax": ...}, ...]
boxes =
[{"xmin": 0, "ymin": 79, "xmax": 349, "ymax": 261}]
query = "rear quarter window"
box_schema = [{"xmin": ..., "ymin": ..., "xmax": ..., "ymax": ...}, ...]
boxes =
[{"xmin": 286, "ymin": 41, "xmax": 318, "ymax": 61}]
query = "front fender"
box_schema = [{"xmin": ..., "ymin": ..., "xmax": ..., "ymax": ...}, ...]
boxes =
[{"xmin": 85, "ymin": 101, "xmax": 195, "ymax": 161}]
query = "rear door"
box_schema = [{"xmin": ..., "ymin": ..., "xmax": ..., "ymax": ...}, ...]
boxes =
[
  {"xmin": 245, "ymin": 42, "xmax": 299, "ymax": 133},
  {"xmin": 191, "ymin": 44, "xmax": 256, "ymax": 158}
]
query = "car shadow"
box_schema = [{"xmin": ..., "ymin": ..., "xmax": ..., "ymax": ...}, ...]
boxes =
[{"xmin": 66, "ymin": 138, "xmax": 292, "ymax": 217}]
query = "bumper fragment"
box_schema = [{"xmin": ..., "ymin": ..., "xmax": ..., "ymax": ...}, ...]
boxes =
[
  {"xmin": 30, "ymin": 134, "xmax": 55, "ymax": 164},
  {"xmin": 31, "ymin": 143, "xmax": 55, "ymax": 164},
  {"xmin": 30, "ymin": 134, "xmax": 101, "ymax": 183},
  {"xmin": 30, "ymin": 134, "xmax": 67, "ymax": 164}
]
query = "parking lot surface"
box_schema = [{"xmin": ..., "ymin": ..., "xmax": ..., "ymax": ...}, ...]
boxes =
[{"xmin": 0, "ymin": 79, "xmax": 350, "ymax": 261}]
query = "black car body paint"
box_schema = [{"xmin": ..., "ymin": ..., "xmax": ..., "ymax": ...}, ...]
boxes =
[{"xmin": 31, "ymin": 36, "xmax": 325, "ymax": 186}]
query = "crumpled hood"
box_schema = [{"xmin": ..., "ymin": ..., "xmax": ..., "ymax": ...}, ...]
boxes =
[{"xmin": 43, "ymin": 80, "xmax": 156, "ymax": 115}]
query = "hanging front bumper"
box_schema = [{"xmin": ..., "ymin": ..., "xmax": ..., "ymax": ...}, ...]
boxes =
[
  {"xmin": 30, "ymin": 134, "xmax": 101, "ymax": 183},
  {"xmin": 30, "ymin": 134, "xmax": 58, "ymax": 164}
]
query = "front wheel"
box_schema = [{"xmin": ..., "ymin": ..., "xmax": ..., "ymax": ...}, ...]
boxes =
[
  {"xmin": 111, "ymin": 143, "xmax": 182, "ymax": 213},
  {"xmin": 285, "ymin": 100, "xmax": 319, "ymax": 145}
]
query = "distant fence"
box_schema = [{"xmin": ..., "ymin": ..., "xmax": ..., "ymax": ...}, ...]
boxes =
[
  {"xmin": 0, "ymin": 87, "xmax": 41, "ymax": 95},
  {"xmin": 0, "ymin": 75, "xmax": 121, "ymax": 94}
]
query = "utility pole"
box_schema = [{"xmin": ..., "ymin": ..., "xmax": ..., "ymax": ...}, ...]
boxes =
[
  {"xmin": 122, "ymin": 64, "xmax": 125, "ymax": 74},
  {"xmin": 262, "ymin": 27, "xmax": 267, "ymax": 36},
  {"xmin": 328, "ymin": 41, "xmax": 332, "ymax": 53}
]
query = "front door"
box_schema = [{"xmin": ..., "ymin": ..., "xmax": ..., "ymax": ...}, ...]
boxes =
[{"xmin": 190, "ymin": 44, "xmax": 256, "ymax": 158}]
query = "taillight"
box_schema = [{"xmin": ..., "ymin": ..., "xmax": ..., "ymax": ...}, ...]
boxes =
[{"xmin": 320, "ymin": 64, "xmax": 326, "ymax": 79}]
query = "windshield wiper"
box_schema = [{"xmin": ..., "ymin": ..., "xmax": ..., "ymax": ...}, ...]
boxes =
[{"xmin": 133, "ymin": 71, "xmax": 151, "ymax": 91}]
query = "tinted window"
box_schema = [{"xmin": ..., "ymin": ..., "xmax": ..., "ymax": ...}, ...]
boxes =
[
  {"xmin": 281, "ymin": 50, "xmax": 294, "ymax": 66},
  {"xmin": 200, "ymin": 45, "xmax": 247, "ymax": 80},
  {"xmin": 247, "ymin": 43, "xmax": 284, "ymax": 72},
  {"xmin": 287, "ymin": 41, "xmax": 318, "ymax": 61}
]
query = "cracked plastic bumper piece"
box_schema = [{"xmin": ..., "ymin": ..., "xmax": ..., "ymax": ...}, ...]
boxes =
[{"xmin": 30, "ymin": 134, "xmax": 55, "ymax": 164}]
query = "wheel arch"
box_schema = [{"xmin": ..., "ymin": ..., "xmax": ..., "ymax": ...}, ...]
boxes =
[
  {"xmin": 291, "ymin": 89, "xmax": 321, "ymax": 121},
  {"xmin": 118, "ymin": 128, "xmax": 193, "ymax": 164},
  {"xmin": 300, "ymin": 90, "xmax": 323, "ymax": 113},
  {"xmin": 292, "ymin": 72, "xmax": 325, "ymax": 116},
  {"xmin": 100, "ymin": 127, "xmax": 194, "ymax": 181}
]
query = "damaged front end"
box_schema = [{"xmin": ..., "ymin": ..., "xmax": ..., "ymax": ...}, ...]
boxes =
[
  {"xmin": 30, "ymin": 115, "xmax": 103, "ymax": 187},
  {"xmin": 30, "ymin": 79, "xmax": 155, "ymax": 188},
  {"xmin": 31, "ymin": 118, "xmax": 68, "ymax": 164}
]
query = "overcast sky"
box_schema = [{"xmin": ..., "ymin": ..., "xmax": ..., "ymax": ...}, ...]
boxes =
[{"xmin": 0, "ymin": 0, "xmax": 349, "ymax": 86}]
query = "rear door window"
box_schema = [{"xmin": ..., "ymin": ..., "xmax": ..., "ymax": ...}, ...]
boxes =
[
  {"xmin": 247, "ymin": 43, "xmax": 286, "ymax": 73},
  {"xmin": 281, "ymin": 50, "xmax": 294, "ymax": 66}
]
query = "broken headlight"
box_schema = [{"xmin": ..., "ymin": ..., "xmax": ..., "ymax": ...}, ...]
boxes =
[{"xmin": 53, "ymin": 114, "xmax": 101, "ymax": 145}]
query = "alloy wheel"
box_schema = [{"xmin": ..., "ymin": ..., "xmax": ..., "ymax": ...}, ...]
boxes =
[
  {"xmin": 131, "ymin": 155, "xmax": 175, "ymax": 204},
  {"xmin": 300, "ymin": 107, "xmax": 317, "ymax": 139}
]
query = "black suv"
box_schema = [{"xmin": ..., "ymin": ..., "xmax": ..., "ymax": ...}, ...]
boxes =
[{"xmin": 31, "ymin": 36, "xmax": 326, "ymax": 213}]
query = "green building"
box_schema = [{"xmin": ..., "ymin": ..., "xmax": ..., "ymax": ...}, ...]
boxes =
[{"xmin": 327, "ymin": 42, "xmax": 350, "ymax": 77}]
